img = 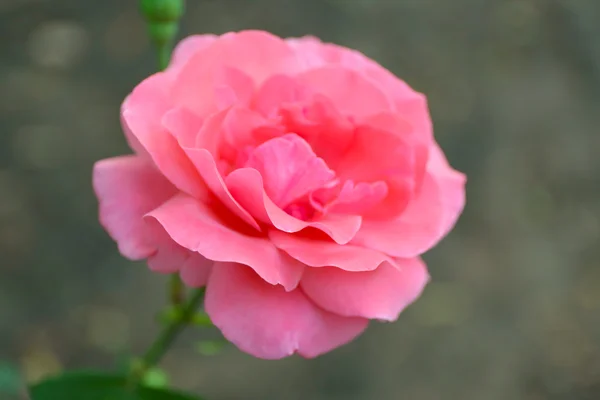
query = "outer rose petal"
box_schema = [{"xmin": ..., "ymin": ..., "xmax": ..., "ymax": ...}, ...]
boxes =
[
  {"xmin": 211, "ymin": 31, "xmax": 303, "ymax": 83},
  {"xmin": 301, "ymin": 258, "xmax": 429, "ymax": 321},
  {"xmin": 287, "ymin": 36, "xmax": 420, "ymax": 103},
  {"xmin": 286, "ymin": 36, "xmax": 331, "ymax": 70},
  {"xmin": 269, "ymin": 230, "xmax": 396, "ymax": 272},
  {"xmin": 363, "ymin": 111, "xmax": 430, "ymax": 195},
  {"xmin": 92, "ymin": 155, "xmax": 178, "ymax": 260},
  {"xmin": 297, "ymin": 66, "xmax": 393, "ymax": 118},
  {"xmin": 146, "ymin": 194, "xmax": 304, "ymax": 291},
  {"xmin": 144, "ymin": 223, "xmax": 192, "ymax": 274},
  {"xmin": 122, "ymin": 74, "xmax": 206, "ymax": 197},
  {"xmin": 205, "ymin": 262, "xmax": 369, "ymax": 359},
  {"xmin": 162, "ymin": 107, "xmax": 204, "ymax": 148},
  {"xmin": 120, "ymin": 111, "xmax": 149, "ymax": 159},
  {"xmin": 172, "ymin": 31, "xmax": 300, "ymax": 116},
  {"xmin": 169, "ymin": 34, "xmax": 217, "ymax": 73},
  {"xmin": 180, "ymin": 253, "xmax": 213, "ymax": 288},
  {"xmin": 226, "ymin": 167, "xmax": 362, "ymax": 244},
  {"xmin": 288, "ymin": 37, "xmax": 432, "ymax": 143},
  {"xmin": 352, "ymin": 142, "xmax": 466, "ymax": 258},
  {"xmin": 425, "ymin": 142, "xmax": 467, "ymax": 233}
]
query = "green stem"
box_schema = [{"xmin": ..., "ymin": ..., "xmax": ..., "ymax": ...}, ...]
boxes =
[
  {"xmin": 156, "ymin": 44, "xmax": 171, "ymax": 71},
  {"xmin": 169, "ymin": 274, "xmax": 185, "ymax": 306},
  {"xmin": 128, "ymin": 288, "xmax": 205, "ymax": 386}
]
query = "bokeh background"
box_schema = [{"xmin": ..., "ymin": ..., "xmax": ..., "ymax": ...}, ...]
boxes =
[{"xmin": 2, "ymin": 0, "xmax": 600, "ymax": 399}]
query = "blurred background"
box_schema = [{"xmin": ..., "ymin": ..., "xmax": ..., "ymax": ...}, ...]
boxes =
[{"xmin": 1, "ymin": 0, "xmax": 600, "ymax": 399}]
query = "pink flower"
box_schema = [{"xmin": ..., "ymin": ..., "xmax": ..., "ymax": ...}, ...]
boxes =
[{"xmin": 93, "ymin": 31, "xmax": 466, "ymax": 359}]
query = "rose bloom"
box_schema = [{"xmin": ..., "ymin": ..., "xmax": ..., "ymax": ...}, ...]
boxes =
[{"xmin": 93, "ymin": 31, "xmax": 466, "ymax": 359}]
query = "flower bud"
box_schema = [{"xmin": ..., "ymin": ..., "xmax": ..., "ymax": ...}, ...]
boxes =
[
  {"xmin": 140, "ymin": 0, "xmax": 184, "ymax": 22},
  {"xmin": 140, "ymin": 0, "xmax": 184, "ymax": 47}
]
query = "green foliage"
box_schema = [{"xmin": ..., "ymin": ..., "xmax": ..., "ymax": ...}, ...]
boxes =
[
  {"xmin": 125, "ymin": 359, "xmax": 169, "ymax": 389},
  {"xmin": 0, "ymin": 362, "xmax": 22, "ymax": 394},
  {"xmin": 141, "ymin": 367, "xmax": 169, "ymax": 389},
  {"xmin": 195, "ymin": 340, "xmax": 227, "ymax": 357},
  {"xmin": 29, "ymin": 371, "xmax": 202, "ymax": 400},
  {"xmin": 190, "ymin": 312, "xmax": 213, "ymax": 327},
  {"xmin": 157, "ymin": 307, "xmax": 213, "ymax": 328}
]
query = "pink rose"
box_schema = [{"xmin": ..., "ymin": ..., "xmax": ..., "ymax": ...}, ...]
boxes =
[{"xmin": 93, "ymin": 31, "xmax": 466, "ymax": 359}]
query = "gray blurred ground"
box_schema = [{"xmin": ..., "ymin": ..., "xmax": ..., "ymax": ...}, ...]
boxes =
[{"xmin": 1, "ymin": 0, "xmax": 600, "ymax": 399}]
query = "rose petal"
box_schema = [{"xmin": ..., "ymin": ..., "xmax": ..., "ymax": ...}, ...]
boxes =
[
  {"xmin": 145, "ymin": 223, "xmax": 192, "ymax": 274},
  {"xmin": 334, "ymin": 181, "xmax": 388, "ymax": 212},
  {"xmin": 311, "ymin": 180, "xmax": 388, "ymax": 215},
  {"xmin": 205, "ymin": 262, "xmax": 368, "ymax": 359},
  {"xmin": 218, "ymin": 106, "xmax": 280, "ymax": 164},
  {"xmin": 180, "ymin": 252, "xmax": 213, "ymax": 287},
  {"xmin": 253, "ymin": 74, "xmax": 311, "ymax": 117},
  {"xmin": 162, "ymin": 107, "xmax": 204, "ymax": 148},
  {"xmin": 226, "ymin": 168, "xmax": 362, "ymax": 244},
  {"xmin": 93, "ymin": 155, "xmax": 178, "ymax": 260},
  {"xmin": 245, "ymin": 134, "xmax": 335, "ymax": 208},
  {"xmin": 297, "ymin": 66, "xmax": 393, "ymax": 118},
  {"xmin": 363, "ymin": 111, "xmax": 431, "ymax": 194},
  {"xmin": 352, "ymin": 142, "xmax": 466, "ymax": 257},
  {"xmin": 361, "ymin": 64, "xmax": 434, "ymax": 142},
  {"xmin": 286, "ymin": 36, "xmax": 330, "ymax": 70},
  {"xmin": 335, "ymin": 123, "xmax": 416, "ymax": 218},
  {"xmin": 173, "ymin": 64, "xmax": 255, "ymax": 118},
  {"xmin": 120, "ymin": 110, "xmax": 149, "ymax": 159},
  {"xmin": 169, "ymin": 34, "xmax": 218, "ymax": 73},
  {"xmin": 278, "ymin": 95, "xmax": 355, "ymax": 167},
  {"xmin": 183, "ymin": 146, "xmax": 261, "ymax": 230},
  {"xmin": 288, "ymin": 37, "xmax": 428, "ymax": 113},
  {"xmin": 146, "ymin": 194, "xmax": 303, "ymax": 291},
  {"xmin": 269, "ymin": 230, "xmax": 396, "ymax": 272},
  {"xmin": 172, "ymin": 31, "xmax": 300, "ymax": 116},
  {"xmin": 213, "ymin": 67, "xmax": 256, "ymax": 110},
  {"xmin": 288, "ymin": 36, "xmax": 433, "ymax": 152},
  {"xmin": 425, "ymin": 142, "xmax": 467, "ymax": 233},
  {"xmin": 121, "ymin": 74, "xmax": 206, "ymax": 197},
  {"xmin": 301, "ymin": 258, "xmax": 429, "ymax": 321},
  {"xmin": 212, "ymin": 31, "xmax": 303, "ymax": 83}
]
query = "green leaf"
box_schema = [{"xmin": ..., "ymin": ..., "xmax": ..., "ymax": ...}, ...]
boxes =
[
  {"xmin": 195, "ymin": 340, "xmax": 226, "ymax": 356},
  {"xmin": 115, "ymin": 352, "xmax": 135, "ymax": 373},
  {"xmin": 190, "ymin": 312, "xmax": 213, "ymax": 327},
  {"xmin": 0, "ymin": 362, "xmax": 22, "ymax": 394},
  {"xmin": 29, "ymin": 371, "xmax": 202, "ymax": 400},
  {"xmin": 157, "ymin": 307, "xmax": 183, "ymax": 325},
  {"xmin": 142, "ymin": 367, "xmax": 169, "ymax": 389}
]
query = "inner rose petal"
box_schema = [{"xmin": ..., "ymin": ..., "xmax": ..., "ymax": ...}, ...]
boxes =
[
  {"xmin": 311, "ymin": 180, "xmax": 388, "ymax": 215},
  {"xmin": 244, "ymin": 133, "xmax": 335, "ymax": 209},
  {"xmin": 278, "ymin": 95, "xmax": 354, "ymax": 168}
]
